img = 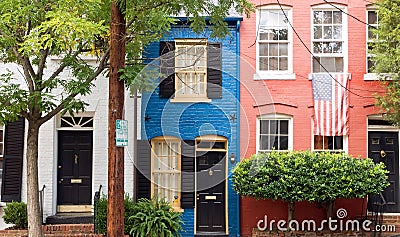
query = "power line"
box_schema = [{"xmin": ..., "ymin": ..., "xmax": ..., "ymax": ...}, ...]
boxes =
[{"xmin": 276, "ymin": 0, "xmax": 368, "ymax": 99}]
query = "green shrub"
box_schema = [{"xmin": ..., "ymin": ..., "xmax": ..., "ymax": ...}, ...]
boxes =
[
  {"xmin": 128, "ymin": 197, "xmax": 183, "ymax": 237},
  {"xmin": 232, "ymin": 151, "xmax": 390, "ymax": 218},
  {"xmin": 95, "ymin": 194, "xmax": 137, "ymax": 235},
  {"xmin": 3, "ymin": 201, "xmax": 28, "ymax": 229}
]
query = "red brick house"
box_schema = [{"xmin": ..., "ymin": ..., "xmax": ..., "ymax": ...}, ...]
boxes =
[{"xmin": 239, "ymin": 0, "xmax": 395, "ymax": 236}]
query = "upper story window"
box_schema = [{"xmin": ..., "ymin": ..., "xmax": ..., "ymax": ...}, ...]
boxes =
[
  {"xmin": 312, "ymin": 7, "xmax": 347, "ymax": 73},
  {"xmin": 367, "ymin": 10, "xmax": 378, "ymax": 73},
  {"xmin": 159, "ymin": 40, "xmax": 222, "ymax": 101},
  {"xmin": 255, "ymin": 6, "xmax": 294, "ymax": 80},
  {"xmin": 257, "ymin": 114, "xmax": 293, "ymax": 153},
  {"xmin": 175, "ymin": 40, "xmax": 207, "ymax": 98}
]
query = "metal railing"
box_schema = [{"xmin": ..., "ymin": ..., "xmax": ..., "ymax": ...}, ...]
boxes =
[
  {"xmin": 39, "ymin": 185, "xmax": 46, "ymax": 224},
  {"xmin": 367, "ymin": 193, "xmax": 387, "ymax": 237},
  {"xmin": 93, "ymin": 184, "xmax": 102, "ymax": 234}
]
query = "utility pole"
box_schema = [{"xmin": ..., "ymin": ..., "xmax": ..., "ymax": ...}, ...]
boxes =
[{"xmin": 108, "ymin": 0, "xmax": 126, "ymax": 236}]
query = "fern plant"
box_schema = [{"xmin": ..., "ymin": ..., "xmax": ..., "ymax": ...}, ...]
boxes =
[{"xmin": 128, "ymin": 197, "xmax": 183, "ymax": 237}]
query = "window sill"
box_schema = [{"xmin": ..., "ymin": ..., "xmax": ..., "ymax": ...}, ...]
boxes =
[
  {"xmin": 170, "ymin": 97, "xmax": 211, "ymax": 103},
  {"xmin": 254, "ymin": 72, "xmax": 296, "ymax": 80},
  {"xmin": 172, "ymin": 206, "xmax": 184, "ymax": 213},
  {"xmin": 308, "ymin": 73, "xmax": 352, "ymax": 80},
  {"xmin": 364, "ymin": 73, "xmax": 379, "ymax": 81}
]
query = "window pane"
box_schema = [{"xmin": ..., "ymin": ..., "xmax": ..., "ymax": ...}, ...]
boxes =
[
  {"xmin": 314, "ymin": 11, "xmax": 323, "ymax": 24},
  {"xmin": 279, "ymin": 43, "xmax": 288, "ymax": 56},
  {"xmin": 333, "ymin": 11, "xmax": 342, "ymax": 24},
  {"xmin": 280, "ymin": 136, "xmax": 288, "ymax": 150},
  {"xmin": 280, "ymin": 120, "xmax": 289, "ymax": 134},
  {"xmin": 323, "ymin": 26, "xmax": 332, "ymax": 39},
  {"xmin": 334, "ymin": 136, "xmax": 343, "ymax": 150},
  {"xmin": 313, "ymin": 57, "xmax": 321, "ymax": 73},
  {"xmin": 321, "ymin": 57, "xmax": 335, "ymax": 72},
  {"xmin": 332, "ymin": 42, "xmax": 342, "ymax": 53},
  {"xmin": 313, "ymin": 42, "xmax": 323, "ymax": 54},
  {"xmin": 0, "ymin": 130, "xmax": 3, "ymax": 142},
  {"xmin": 269, "ymin": 43, "xmax": 279, "ymax": 56},
  {"xmin": 259, "ymin": 57, "xmax": 269, "ymax": 70},
  {"xmin": 269, "ymin": 57, "xmax": 278, "ymax": 71},
  {"xmin": 279, "ymin": 29, "xmax": 288, "ymax": 40},
  {"xmin": 314, "ymin": 135, "xmax": 323, "ymax": 150},
  {"xmin": 368, "ymin": 11, "xmax": 377, "ymax": 24},
  {"xmin": 260, "ymin": 135, "xmax": 268, "ymax": 150},
  {"xmin": 335, "ymin": 57, "xmax": 343, "ymax": 72},
  {"xmin": 368, "ymin": 26, "xmax": 376, "ymax": 40},
  {"xmin": 260, "ymin": 120, "xmax": 269, "ymax": 134},
  {"xmin": 333, "ymin": 26, "xmax": 342, "ymax": 39},
  {"xmin": 259, "ymin": 43, "xmax": 268, "ymax": 56},
  {"xmin": 269, "ymin": 136, "xmax": 277, "ymax": 150},
  {"xmin": 323, "ymin": 42, "xmax": 332, "ymax": 53},
  {"xmin": 270, "ymin": 120, "xmax": 278, "ymax": 134},
  {"xmin": 279, "ymin": 57, "xmax": 288, "ymax": 70},
  {"xmin": 323, "ymin": 11, "xmax": 333, "ymax": 24},
  {"xmin": 314, "ymin": 26, "xmax": 322, "ymax": 39}
]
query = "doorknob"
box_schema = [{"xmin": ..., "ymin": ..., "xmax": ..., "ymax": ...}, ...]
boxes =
[
  {"xmin": 380, "ymin": 150, "xmax": 386, "ymax": 158},
  {"xmin": 59, "ymin": 179, "xmax": 64, "ymax": 184}
]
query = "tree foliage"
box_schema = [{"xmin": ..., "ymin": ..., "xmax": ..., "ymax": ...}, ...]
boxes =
[
  {"xmin": 233, "ymin": 151, "xmax": 389, "ymax": 203},
  {"xmin": 371, "ymin": 0, "xmax": 400, "ymax": 125}
]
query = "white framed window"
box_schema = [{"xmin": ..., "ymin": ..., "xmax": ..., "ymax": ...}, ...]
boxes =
[
  {"xmin": 151, "ymin": 136, "xmax": 181, "ymax": 208},
  {"xmin": 364, "ymin": 9, "xmax": 379, "ymax": 80},
  {"xmin": 174, "ymin": 39, "xmax": 208, "ymax": 100},
  {"xmin": 254, "ymin": 6, "xmax": 295, "ymax": 80},
  {"xmin": 257, "ymin": 114, "xmax": 293, "ymax": 153},
  {"xmin": 312, "ymin": 6, "xmax": 347, "ymax": 73}
]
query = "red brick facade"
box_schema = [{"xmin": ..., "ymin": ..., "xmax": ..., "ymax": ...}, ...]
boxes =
[{"xmin": 239, "ymin": 0, "xmax": 387, "ymax": 236}]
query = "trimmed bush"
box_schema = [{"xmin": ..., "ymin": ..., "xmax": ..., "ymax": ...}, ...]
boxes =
[
  {"xmin": 128, "ymin": 197, "xmax": 183, "ymax": 237},
  {"xmin": 3, "ymin": 201, "xmax": 28, "ymax": 229},
  {"xmin": 232, "ymin": 151, "xmax": 389, "ymax": 218}
]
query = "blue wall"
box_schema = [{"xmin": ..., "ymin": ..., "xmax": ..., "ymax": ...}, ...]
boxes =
[{"xmin": 141, "ymin": 21, "xmax": 240, "ymax": 236}]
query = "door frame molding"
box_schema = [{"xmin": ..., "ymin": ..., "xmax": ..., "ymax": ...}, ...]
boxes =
[
  {"xmin": 194, "ymin": 135, "xmax": 228, "ymax": 235},
  {"xmin": 367, "ymin": 115, "xmax": 400, "ymax": 214}
]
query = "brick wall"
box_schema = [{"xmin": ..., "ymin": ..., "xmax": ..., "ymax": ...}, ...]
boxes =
[{"xmin": 239, "ymin": 0, "xmax": 386, "ymax": 236}]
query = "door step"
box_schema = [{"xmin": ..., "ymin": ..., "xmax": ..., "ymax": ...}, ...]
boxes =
[
  {"xmin": 195, "ymin": 232, "xmax": 228, "ymax": 237},
  {"xmin": 46, "ymin": 213, "xmax": 93, "ymax": 224}
]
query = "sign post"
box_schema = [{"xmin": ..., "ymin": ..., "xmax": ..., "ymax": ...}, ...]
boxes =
[{"xmin": 116, "ymin": 119, "xmax": 128, "ymax": 147}]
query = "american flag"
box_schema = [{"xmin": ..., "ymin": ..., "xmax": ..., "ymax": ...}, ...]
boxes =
[{"xmin": 312, "ymin": 73, "xmax": 349, "ymax": 136}]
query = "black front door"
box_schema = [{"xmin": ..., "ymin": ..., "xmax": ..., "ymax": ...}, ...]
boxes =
[
  {"xmin": 196, "ymin": 151, "xmax": 226, "ymax": 233},
  {"xmin": 57, "ymin": 131, "xmax": 93, "ymax": 206},
  {"xmin": 368, "ymin": 131, "xmax": 399, "ymax": 212}
]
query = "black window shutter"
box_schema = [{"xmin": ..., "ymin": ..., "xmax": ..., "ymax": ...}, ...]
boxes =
[
  {"xmin": 181, "ymin": 140, "xmax": 195, "ymax": 209},
  {"xmin": 207, "ymin": 42, "xmax": 222, "ymax": 99},
  {"xmin": 159, "ymin": 41, "xmax": 175, "ymax": 98},
  {"xmin": 136, "ymin": 140, "xmax": 151, "ymax": 200},
  {"xmin": 1, "ymin": 117, "xmax": 25, "ymax": 202}
]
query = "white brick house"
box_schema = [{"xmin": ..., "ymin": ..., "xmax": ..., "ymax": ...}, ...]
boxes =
[{"xmin": 0, "ymin": 57, "xmax": 141, "ymax": 224}]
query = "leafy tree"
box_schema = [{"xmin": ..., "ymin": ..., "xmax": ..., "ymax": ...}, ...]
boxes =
[
  {"xmin": 232, "ymin": 151, "xmax": 389, "ymax": 221},
  {"xmin": 371, "ymin": 0, "xmax": 400, "ymax": 125},
  {"xmin": 0, "ymin": 0, "xmax": 253, "ymax": 236}
]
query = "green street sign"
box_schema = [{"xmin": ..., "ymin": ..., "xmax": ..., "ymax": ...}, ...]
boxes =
[{"xmin": 116, "ymin": 119, "xmax": 128, "ymax": 147}]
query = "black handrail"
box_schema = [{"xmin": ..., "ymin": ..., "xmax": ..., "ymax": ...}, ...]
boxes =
[
  {"xmin": 39, "ymin": 185, "xmax": 46, "ymax": 224},
  {"xmin": 94, "ymin": 184, "xmax": 102, "ymax": 234}
]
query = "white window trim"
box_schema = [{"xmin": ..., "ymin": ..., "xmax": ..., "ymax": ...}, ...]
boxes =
[
  {"xmin": 171, "ymin": 39, "xmax": 211, "ymax": 103},
  {"xmin": 311, "ymin": 4, "xmax": 348, "ymax": 74},
  {"xmin": 256, "ymin": 114, "xmax": 293, "ymax": 153},
  {"xmin": 254, "ymin": 5, "xmax": 295, "ymax": 80},
  {"xmin": 364, "ymin": 8, "xmax": 378, "ymax": 80}
]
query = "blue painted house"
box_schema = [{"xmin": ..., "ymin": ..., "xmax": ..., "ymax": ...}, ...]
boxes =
[{"xmin": 136, "ymin": 18, "xmax": 242, "ymax": 236}]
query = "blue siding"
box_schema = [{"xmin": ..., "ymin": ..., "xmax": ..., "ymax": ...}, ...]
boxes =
[{"xmin": 142, "ymin": 23, "xmax": 240, "ymax": 236}]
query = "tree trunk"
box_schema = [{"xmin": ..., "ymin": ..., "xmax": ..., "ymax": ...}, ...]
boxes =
[
  {"xmin": 26, "ymin": 122, "xmax": 43, "ymax": 237},
  {"xmin": 107, "ymin": 1, "xmax": 126, "ymax": 236},
  {"xmin": 322, "ymin": 200, "xmax": 335, "ymax": 219},
  {"xmin": 288, "ymin": 201, "xmax": 295, "ymax": 222}
]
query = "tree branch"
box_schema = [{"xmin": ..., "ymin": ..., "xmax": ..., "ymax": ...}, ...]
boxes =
[
  {"xmin": 37, "ymin": 49, "xmax": 49, "ymax": 82},
  {"xmin": 12, "ymin": 48, "xmax": 35, "ymax": 92},
  {"xmin": 39, "ymin": 48, "xmax": 110, "ymax": 125}
]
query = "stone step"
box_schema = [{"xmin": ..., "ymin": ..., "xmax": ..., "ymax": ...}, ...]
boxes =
[{"xmin": 43, "ymin": 224, "xmax": 95, "ymax": 234}]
